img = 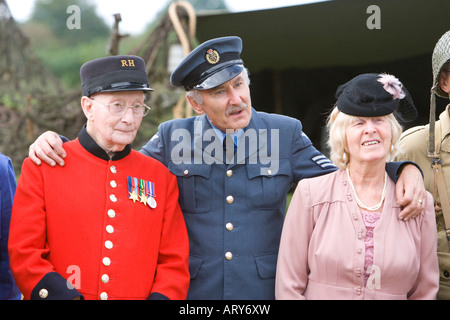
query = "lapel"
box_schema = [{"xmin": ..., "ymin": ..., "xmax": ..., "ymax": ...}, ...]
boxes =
[
  {"xmin": 192, "ymin": 114, "xmax": 209, "ymax": 162},
  {"xmin": 193, "ymin": 114, "xmax": 223, "ymax": 164},
  {"xmin": 193, "ymin": 109, "xmax": 269, "ymax": 168},
  {"xmin": 236, "ymin": 109, "xmax": 267, "ymax": 166}
]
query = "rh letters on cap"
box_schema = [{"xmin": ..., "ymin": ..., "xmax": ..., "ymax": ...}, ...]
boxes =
[{"xmin": 121, "ymin": 59, "xmax": 136, "ymax": 67}]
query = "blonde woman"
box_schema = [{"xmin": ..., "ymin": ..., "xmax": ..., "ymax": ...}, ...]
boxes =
[{"xmin": 275, "ymin": 73, "xmax": 439, "ymax": 300}]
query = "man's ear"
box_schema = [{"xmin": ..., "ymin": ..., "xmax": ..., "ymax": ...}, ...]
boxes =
[
  {"xmin": 81, "ymin": 96, "xmax": 95, "ymax": 121},
  {"xmin": 439, "ymin": 71, "xmax": 450, "ymax": 95},
  {"xmin": 187, "ymin": 95, "xmax": 204, "ymax": 115}
]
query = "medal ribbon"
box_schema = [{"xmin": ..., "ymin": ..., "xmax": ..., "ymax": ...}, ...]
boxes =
[
  {"xmin": 127, "ymin": 176, "xmax": 132, "ymax": 198},
  {"xmin": 148, "ymin": 181, "xmax": 155, "ymax": 198},
  {"xmin": 139, "ymin": 179, "xmax": 145, "ymax": 197},
  {"xmin": 133, "ymin": 177, "xmax": 139, "ymax": 195}
]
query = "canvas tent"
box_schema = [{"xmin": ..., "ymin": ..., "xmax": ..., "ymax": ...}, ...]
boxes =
[{"xmin": 194, "ymin": 0, "xmax": 450, "ymax": 148}]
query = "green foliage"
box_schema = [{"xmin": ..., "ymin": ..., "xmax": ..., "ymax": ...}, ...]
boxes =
[
  {"xmin": 20, "ymin": 0, "xmax": 231, "ymax": 89},
  {"xmin": 34, "ymin": 38, "xmax": 109, "ymax": 89},
  {"xmin": 30, "ymin": 0, "xmax": 109, "ymax": 45},
  {"xmin": 23, "ymin": 0, "xmax": 110, "ymax": 89}
]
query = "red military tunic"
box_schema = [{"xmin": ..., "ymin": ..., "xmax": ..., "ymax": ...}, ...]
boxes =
[{"xmin": 9, "ymin": 128, "xmax": 190, "ymax": 300}]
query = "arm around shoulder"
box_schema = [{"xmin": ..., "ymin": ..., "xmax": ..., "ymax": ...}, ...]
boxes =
[{"xmin": 28, "ymin": 131, "xmax": 67, "ymax": 167}]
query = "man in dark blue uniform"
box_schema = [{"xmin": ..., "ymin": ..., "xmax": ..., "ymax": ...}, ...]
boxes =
[
  {"xmin": 29, "ymin": 36, "xmax": 426, "ymax": 300},
  {"xmin": 0, "ymin": 153, "xmax": 21, "ymax": 300}
]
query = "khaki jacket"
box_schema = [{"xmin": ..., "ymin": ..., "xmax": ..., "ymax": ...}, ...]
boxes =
[{"xmin": 397, "ymin": 105, "xmax": 450, "ymax": 299}]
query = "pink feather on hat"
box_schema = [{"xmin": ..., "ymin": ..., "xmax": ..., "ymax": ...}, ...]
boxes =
[{"xmin": 377, "ymin": 73, "xmax": 405, "ymax": 100}]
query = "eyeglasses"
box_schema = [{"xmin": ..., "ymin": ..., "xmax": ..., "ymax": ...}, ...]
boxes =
[{"xmin": 91, "ymin": 98, "xmax": 151, "ymax": 117}]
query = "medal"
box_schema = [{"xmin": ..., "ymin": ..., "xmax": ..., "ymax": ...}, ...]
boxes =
[
  {"xmin": 139, "ymin": 179, "xmax": 148, "ymax": 206},
  {"xmin": 147, "ymin": 181, "xmax": 157, "ymax": 208},
  {"xmin": 128, "ymin": 177, "xmax": 139, "ymax": 203},
  {"xmin": 148, "ymin": 197, "xmax": 157, "ymax": 209},
  {"xmin": 127, "ymin": 177, "xmax": 156, "ymax": 209}
]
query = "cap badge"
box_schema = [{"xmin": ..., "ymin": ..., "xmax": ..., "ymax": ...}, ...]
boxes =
[{"xmin": 205, "ymin": 49, "xmax": 220, "ymax": 65}]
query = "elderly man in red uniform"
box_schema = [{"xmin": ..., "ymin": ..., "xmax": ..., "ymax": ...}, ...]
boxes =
[{"xmin": 8, "ymin": 55, "xmax": 190, "ymax": 300}]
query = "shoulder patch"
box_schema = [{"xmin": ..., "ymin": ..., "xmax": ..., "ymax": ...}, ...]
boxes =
[{"xmin": 311, "ymin": 155, "xmax": 336, "ymax": 169}]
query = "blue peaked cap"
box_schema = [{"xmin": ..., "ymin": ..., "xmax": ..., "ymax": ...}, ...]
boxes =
[{"xmin": 170, "ymin": 36, "xmax": 244, "ymax": 91}]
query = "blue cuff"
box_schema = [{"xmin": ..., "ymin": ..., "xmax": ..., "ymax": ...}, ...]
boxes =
[
  {"xmin": 148, "ymin": 292, "xmax": 170, "ymax": 300},
  {"xmin": 385, "ymin": 161, "xmax": 423, "ymax": 183},
  {"xmin": 31, "ymin": 272, "xmax": 83, "ymax": 300}
]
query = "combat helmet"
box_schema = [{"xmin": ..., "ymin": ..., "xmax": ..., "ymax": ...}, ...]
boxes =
[
  {"xmin": 432, "ymin": 30, "xmax": 450, "ymax": 97},
  {"xmin": 428, "ymin": 30, "xmax": 450, "ymax": 157}
]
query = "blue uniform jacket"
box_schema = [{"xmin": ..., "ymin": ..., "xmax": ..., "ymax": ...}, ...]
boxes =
[
  {"xmin": 141, "ymin": 108, "xmax": 410, "ymax": 299},
  {"xmin": 141, "ymin": 109, "xmax": 338, "ymax": 299},
  {"xmin": 0, "ymin": 153, "xmax": 21, "ymax": 300}
]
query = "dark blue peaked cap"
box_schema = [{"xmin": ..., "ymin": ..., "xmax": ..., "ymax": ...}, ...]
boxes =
[
  {"xmin": 170, "ymin": 36, "xmax": 244, "ymax": 91},
  {"xmin": 80, "ymin": 55, "xmax": 153, "ymax": 96}
]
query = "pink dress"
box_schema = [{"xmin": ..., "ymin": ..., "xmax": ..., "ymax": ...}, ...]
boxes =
[{"xmin": 275, "ymin": 169, "xmax": 439, "ymax": 300}]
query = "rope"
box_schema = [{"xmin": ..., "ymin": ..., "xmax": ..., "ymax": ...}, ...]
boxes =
[
  {"xmin": 168, "ymin": 1, "xmax": 197, "ymax": 118},
  {"xmin": 168, "ymin": 1, "xmax": 196, "ymax": 55}
]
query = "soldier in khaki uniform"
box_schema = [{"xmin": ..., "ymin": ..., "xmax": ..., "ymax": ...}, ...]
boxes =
[{"xmin": 397, "ymin": 30, "xmax": 450, "ymax": 299}]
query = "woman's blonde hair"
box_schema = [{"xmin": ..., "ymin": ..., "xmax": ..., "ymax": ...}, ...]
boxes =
[{"xmin": 326, "ymin": 107, "xmax": 403, "ymax": 169}]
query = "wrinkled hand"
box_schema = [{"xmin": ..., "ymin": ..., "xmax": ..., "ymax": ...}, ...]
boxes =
[
  {"xmin": 29, "ymin": 131, "xmax": 66, "ymax": 167},
  {"xmin": 395, "ymin": 164, "xmax": 427, "ymax": 220}
]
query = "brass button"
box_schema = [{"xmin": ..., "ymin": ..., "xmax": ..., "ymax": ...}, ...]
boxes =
[
  {"xmin": 226, "ymin": 195, "xmax": 234, "ymax": 204},
  {"xmin": 39, "ymin": 289, "xmax": 48, "ymax": 299},
  {"xmin": 226, "ymin": 170, "xmax": 233, "ymax": 177},
  {"xmin": 225, "ymin": 252, "xmax": 233, "ymax": 260},
  {"xmin": 226, "ymin": 223, "xmax": 234, "ymax": 231},
  {"xmin": 110, "ymin": 166, "xmax": 117, "ymax": 174},
  {"xmin": 100, "ymin": 292, "xmax": 108, "ymax": 300},
  {"xmin": 184, "ymin": 170, "xmax": 189, "ymax": 176}
]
